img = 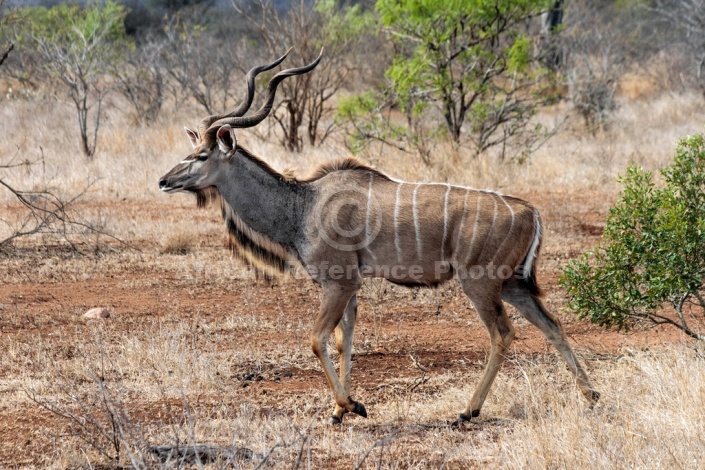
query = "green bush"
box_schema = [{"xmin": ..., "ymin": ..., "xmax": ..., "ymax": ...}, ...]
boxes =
[
  {"xmin": 376, "ymin": 0, "xmax": 553, "ymax": 151},
  {"xmin": 561, "ymin": 133, "xmax": 705, "ymax": 340}
]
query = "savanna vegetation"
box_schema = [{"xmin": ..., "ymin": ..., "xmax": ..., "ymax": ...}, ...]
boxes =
[{"xmin": 1, "ymin": 0, "xmax": 705, "ymax": 468}]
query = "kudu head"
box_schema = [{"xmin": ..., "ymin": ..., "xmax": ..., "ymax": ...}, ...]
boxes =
[{"xmin": 158, "ymin": 48, "xmax": 323, "ymax": 200}]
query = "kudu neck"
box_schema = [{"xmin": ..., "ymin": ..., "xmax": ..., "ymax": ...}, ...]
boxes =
[{"xmin": 217, "ymin": 150, "xmax": 306, "ymax": 249}]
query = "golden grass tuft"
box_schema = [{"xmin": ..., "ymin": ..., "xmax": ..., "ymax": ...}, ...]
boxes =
[{"xmin": 160, "ymin": 230, "xmax": 196, "ymax": 255}]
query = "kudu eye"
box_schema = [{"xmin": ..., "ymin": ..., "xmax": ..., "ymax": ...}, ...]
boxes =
[{"xmin": 196, "ymin": 154, "xmax": 208, "ymax": 161}]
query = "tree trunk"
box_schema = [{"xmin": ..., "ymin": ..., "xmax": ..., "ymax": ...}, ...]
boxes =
[
  {"xmin": 285, "ymin": 101, "xmax": 301, "ymax": 152},
  {"xmin": 540, "ymin": 0, "xmax": 565, "ymax": 71}
]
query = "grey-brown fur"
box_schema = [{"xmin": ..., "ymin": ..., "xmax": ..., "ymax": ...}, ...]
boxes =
[{"xmin": 159, "ymin": 51, "xmax": 599, "ymax": 425}]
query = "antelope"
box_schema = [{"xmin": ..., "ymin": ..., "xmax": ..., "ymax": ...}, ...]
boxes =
[{"xmin": 159, "ymin": 50, "xmax": 600, "ymax": 425}]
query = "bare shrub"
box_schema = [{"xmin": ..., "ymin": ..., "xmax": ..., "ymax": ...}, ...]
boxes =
[
  {"xmin": 0, "ymin": 151, "xmax": 131, "ymax": 253},
  {"xmin": 650, "ymin": 0, "xmax": 705, "ymax": 92},
  {"xmin": 161, "ymin": 13, "xmax": 248, "ymax": 115},
  {"xmin": 0, "ymin": 0, "xmax": 15, "ymax": 69},
  {"xmin": 25, "ymin": 372, "xmax": 149, "ymax": 467},
  {"xmin": 11, "ymin": 2, "xmax": 132, "ymax": 158},
  {"xmin": 233, "ymin": 0, "xmax": 373, "ymax": 151},
  {"xmin": 563, "ymin": 5, "xmax": 624, "ymax": 130},
  {"xmin": 112, "ymin": 36, "xmax": 167, "ymax": 124},
  {"xmin": 567, "ymin": 55, "xmax": 619, "ymax": 130}
]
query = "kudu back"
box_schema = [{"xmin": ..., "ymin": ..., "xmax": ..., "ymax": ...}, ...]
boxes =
[{"xmin": 159, "ymin": 50, "xmax": 599, "ymax": 425}]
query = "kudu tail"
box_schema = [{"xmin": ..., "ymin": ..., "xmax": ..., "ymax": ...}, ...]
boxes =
[{"xmin": 517, "ymin": 208, "xmax": 543, "ymax": 297}]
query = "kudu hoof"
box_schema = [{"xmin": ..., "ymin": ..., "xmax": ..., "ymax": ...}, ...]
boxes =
[
  {"xmin": 352, "ymin": 400, "xmax": 367, "ymax": 418},
  {"xmin": 329, "ymin": 416, "xmax": 343, "ymax": 425},
  {"xmin": 585, "ymin": 389, "xmax": 601, "ymax": 408},
  {"xmin": 588, "ymin": 389, "xmax": 601, "ymax": 403},
  {"xmin": 451, "ymin": 410, "xmax": 480, "ymax": 427}
]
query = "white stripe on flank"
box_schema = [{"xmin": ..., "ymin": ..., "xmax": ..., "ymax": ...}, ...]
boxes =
[
  {"xmin": 453, "ymin": 189, "xmax": 470, "ymax": 261},
  {"xmin": 366, "ymin": 172, "xmax": 374, "ymax": 247},
  {"xmin": 413, "ymin": 183, "xmax": 423, "ymax": 259},
  {"xmin": 385, "ymin": 176, "xmax": 519, "ymax": 200},
  {"xmin": 490, "ymin": 195, "xmax": 515, "ymax": 266},
  {"xmin": 465, "ymin": 192, "xmax": 484, "ymax": 264},
  {"xmin": 500, "ymin": 195, "xmax": 515, "ymax": 237},
  {"xmin": 394, "ymin": 183, "xmax": 403, "ymax": 262},
  {"xmin": 522, "ymin": 209, "xmax": 542, "ymax": 279},
  {"xmin": 466, "ymin": 192, "xmax": 498, "ymax": 265},
  {"xmin": 441, "ymin": 185, "xmax": 451, "ymax": 261}
]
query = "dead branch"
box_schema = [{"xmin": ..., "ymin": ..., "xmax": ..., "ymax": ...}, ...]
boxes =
[
  {"xmin": 353, "ymin": 432, "xmax": 398, "ymax": 470},
  {"xmin": 149, "ymin": 444, "xmax": 258, "ymax": 465},
  {"xmin": 409, "ymin": 352, "xmax": 430, "ymax": 392},
  {"xmin": 0, "ymin": 42, "xmax": 13, "ymax": 68},
  {"xmin": 0, "ymin": 158, "xmax": 137, "ymax": 252}
]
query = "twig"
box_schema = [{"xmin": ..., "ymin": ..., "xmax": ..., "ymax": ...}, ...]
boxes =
[
  {"xmin": 0, "ymin": 147, "xmax": 31, "ymax": 170},
  {"xmin": 0, "ymin": 176, "xmax": 139, "ymax": 252},
  {"xmin": 353, "ymin": 432, "xmax": 398, "ymax": 470},
  {"xmin": 0, "ymin": 42, "xmax": 13, "ymax": 68},
  {"xmin": 409, "ymin": 353, "xmax": 430, "ymax": 392},
  {"xmin": 254, "ymin": 440, "xmax": 286, "ymax": 470},
  {"xmin": 291, "ymin": 409, "xmax": 321, "ymax": 470}
]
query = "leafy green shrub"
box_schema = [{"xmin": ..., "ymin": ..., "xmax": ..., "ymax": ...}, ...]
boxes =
[
  {"xmin": 561, "ymin": 133, "xmax": 705, "ymax": 340},
  {"xmin": 376, "ymin": 0, "xmax": 554, "ymax": 155},
  {"xmin": 337, "ymin": 90, "xmax": 431, "ymax": 158}
]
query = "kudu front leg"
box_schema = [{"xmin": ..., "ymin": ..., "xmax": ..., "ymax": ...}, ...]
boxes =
[
  {"xmin": 330, "ymin": 294, "xmax": 358, "ymax": 424},
  {"xmin": 311, "ymin": 285, "xmax": 366, "ymax": 423}
]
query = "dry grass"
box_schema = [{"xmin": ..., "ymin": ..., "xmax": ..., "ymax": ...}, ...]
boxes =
[
  {"xmin": 160, "ymin": 231, "xmax": 196, "ymax": 255},
  {"xmin": 4, "ymin": 317, "xmax": 704, "ymax": 468},
  {"xmin": 498, "ymin": 348, "xmax": 705, "ymax": 469},
  {"xmin": 2, "ymin": 87, "xmax": 705, "ymax": 468},
  {"xmin": 2, "ymin": 89, "xmax": 703, "ymax": 210}
]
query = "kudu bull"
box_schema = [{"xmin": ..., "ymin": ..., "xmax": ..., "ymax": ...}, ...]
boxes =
[{"xmin": 159, "ymin": 50, "xmax": 599, "ymax": 425}]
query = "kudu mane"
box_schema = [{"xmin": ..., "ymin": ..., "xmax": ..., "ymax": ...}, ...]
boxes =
[{"xmin": 299, "ymin": 157, "xmax": 392, "ymax": 183}]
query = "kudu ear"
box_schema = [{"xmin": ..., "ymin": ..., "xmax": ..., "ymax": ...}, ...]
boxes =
[
  {"xmin": 216, "ymin": 125, "xmax": 237, "ymax": 155},
  {"xmin": 184, "ymin": 127, "xmax": 199, "ymax": 148}
]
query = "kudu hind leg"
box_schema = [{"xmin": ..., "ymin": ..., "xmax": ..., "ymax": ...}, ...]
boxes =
[
  {"xmin": 311, "ymin": 285, "xmax": 367, "ymax": 422},
  {"xmin": 501, "ymin": 283, "xmax": 599, "ymax": 403},
  {"xmin": 458, "ymin": 284, "xmax": 516, "ymax": 423},
  {"xmin": 330, "ymin": 294, "xmax": 358, "ymax": 424}
]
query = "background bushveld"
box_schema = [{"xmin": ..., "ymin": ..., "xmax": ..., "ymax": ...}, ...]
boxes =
[{"xmin": 1, "ymin": 0, "xmax": 705, "ymax": 468}]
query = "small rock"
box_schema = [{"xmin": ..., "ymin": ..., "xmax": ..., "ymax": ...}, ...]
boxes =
[{"xmin": 83, "ymin": 307, "xmax": 110, "ymax": 319}]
